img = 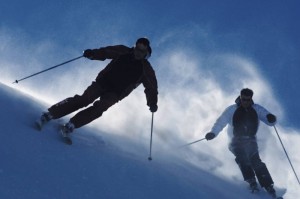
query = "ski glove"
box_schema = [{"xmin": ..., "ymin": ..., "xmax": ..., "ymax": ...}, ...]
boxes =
[
  {"xmin": 83, "ymin": 49, "xmax": 94, "ymax": 59},
  {"xmin": 149, "ymin": 104, "xmax": 158, "ymax": 113},
  {"xmin": 266, "ymin": 113, "xmax": 276, "ymax": 123},
  {"xmin": 205, "ymin": 132, "xmax": 216, "ymax": 140}
]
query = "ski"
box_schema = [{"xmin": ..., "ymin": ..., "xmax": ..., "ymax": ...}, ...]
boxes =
[
  {"xmin": 267, "ymin": 191, "xmax": 284, "ymax": 199},
  {"xmin": 249, "ymin": 186, "xmax": 283, "ymax": 199},
  {"xmin": 60, "ymin": 125, "xmax": 73, "ymax": 145},
  {"xmin": 270, "ymin": 196, "xmax": 283, "ymax": 199},
  {"xmin": 34, "ymin": 118, "xmax": 72, "ymax": 145},
  {"xmin": 62, "ymin": 135, "xmax": 73, "ymax": 145},
  {"xmin": 35, "ymin": 120, "xmax": 43, "ymax": 131},
  {"xmin": 35, "ymin": 112, "xmax": 52, "ymax": 131},
  {"xmin": 251, "ymin": 192, "xmax": 283, "ymax": 199},
  {"xmin": 266, "ymin": 192, "xmax": 284, "ymax": 199}
]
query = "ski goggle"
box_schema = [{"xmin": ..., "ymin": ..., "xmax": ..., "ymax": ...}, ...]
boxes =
[
  {"xmin": 241, "ymin": 97, "xmax": 252, "ymax": 102},
  {"xmin": 135, "ymin": 44, "xmax": 151, "ymax": 59}
]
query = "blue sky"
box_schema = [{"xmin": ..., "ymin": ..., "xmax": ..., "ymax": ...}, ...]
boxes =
[{"xmin": 1, "ymin": 0, "xmax": 299, "ymax": 129}]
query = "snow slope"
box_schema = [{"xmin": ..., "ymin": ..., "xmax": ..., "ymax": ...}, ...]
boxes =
[{"xmin": 0, "ymin": 82, "xmax": 297, "ymax": 199}]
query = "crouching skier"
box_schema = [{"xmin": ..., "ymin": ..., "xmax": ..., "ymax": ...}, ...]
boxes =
[{"xmin": 36, "ymin": 38, "xmax": 158, "ymax": 144}]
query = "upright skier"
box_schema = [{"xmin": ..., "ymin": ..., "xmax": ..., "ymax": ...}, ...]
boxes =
[
  {"xmin": 205, "ymin": 88, "xmax": 279, "ymax": 198},
  {"xmin": 36, "ymin": 38, "xmax": 158, "ymax": 139}
]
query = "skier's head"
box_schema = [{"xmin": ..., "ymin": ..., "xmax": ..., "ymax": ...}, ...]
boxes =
[
  {"xmin": 240, "ymin": 88, "xmax": 253, "ymax": 97},
  {"xmin": 239, "ymin": 88, "xmax": 254, "ymax": 108},
  {"xmin": 134, "ymin": 37, "xmax": 152, "ymax": 59}
]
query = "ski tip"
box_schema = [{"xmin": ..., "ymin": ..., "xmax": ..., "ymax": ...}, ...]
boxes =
[
  {"xmin": 61, "ymin": 133, "xmax": 73, "ymax": 145},
  {"xmin": 60, "ymin": 125, "xmax": 73, "ymax": 145},
  {"xmin": 64, "ymin": 137, "xmax": 73, "ymax": 145},
  {"xmin": 34, "ymin": 121, "xmax": 42, "ymax": 131}
]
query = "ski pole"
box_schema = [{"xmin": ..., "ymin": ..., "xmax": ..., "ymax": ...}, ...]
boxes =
[
  {"xmin": 13, "ymin": 55, "xmax": 84, "ymax": 84},
  {"xmin": 273, "ymin": 125, "xmax": 300, "ymax": 185},
  {"xmin": 179, "ymin": 138, "xmax": 206, "ymax": 148},
  {"xmin": 148, "ymin": 112, "xmax": 154, "ymax": 161}
]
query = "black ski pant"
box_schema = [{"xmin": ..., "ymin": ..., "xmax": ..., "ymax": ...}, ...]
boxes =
[
  {"xmin": 48, "ymin": 81, "xmax": 119, "ymax": 128},
  {"xmin": 229, "ymin": 136, "xmax": 274, "ymax": 188}
]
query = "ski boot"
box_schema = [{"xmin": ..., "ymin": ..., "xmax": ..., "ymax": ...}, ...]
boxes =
[
  {"xmin": 265, "ymin": 185, "xmax": 281, "ymax": 199},
  {"xmin": 35, "ymin": 112, "xmax": 53, "ymax": 130},
  {"xmin": 60, "ymin": 122, "xmax": 74, "ymax": 145},
  {"xmin": 247, "ymin": 179, "xmax": 259, "ymax": 193}
]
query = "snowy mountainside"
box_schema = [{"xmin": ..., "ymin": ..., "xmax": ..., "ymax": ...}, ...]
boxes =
[{"xmin": 0, "ymin": 83, "xmax": 291, "ymax": 199}]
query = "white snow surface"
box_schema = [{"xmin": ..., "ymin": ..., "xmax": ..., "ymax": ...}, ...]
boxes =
[{"xmin": 0, "ymin": 82, "xmax": 298, "ymax": 199}]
